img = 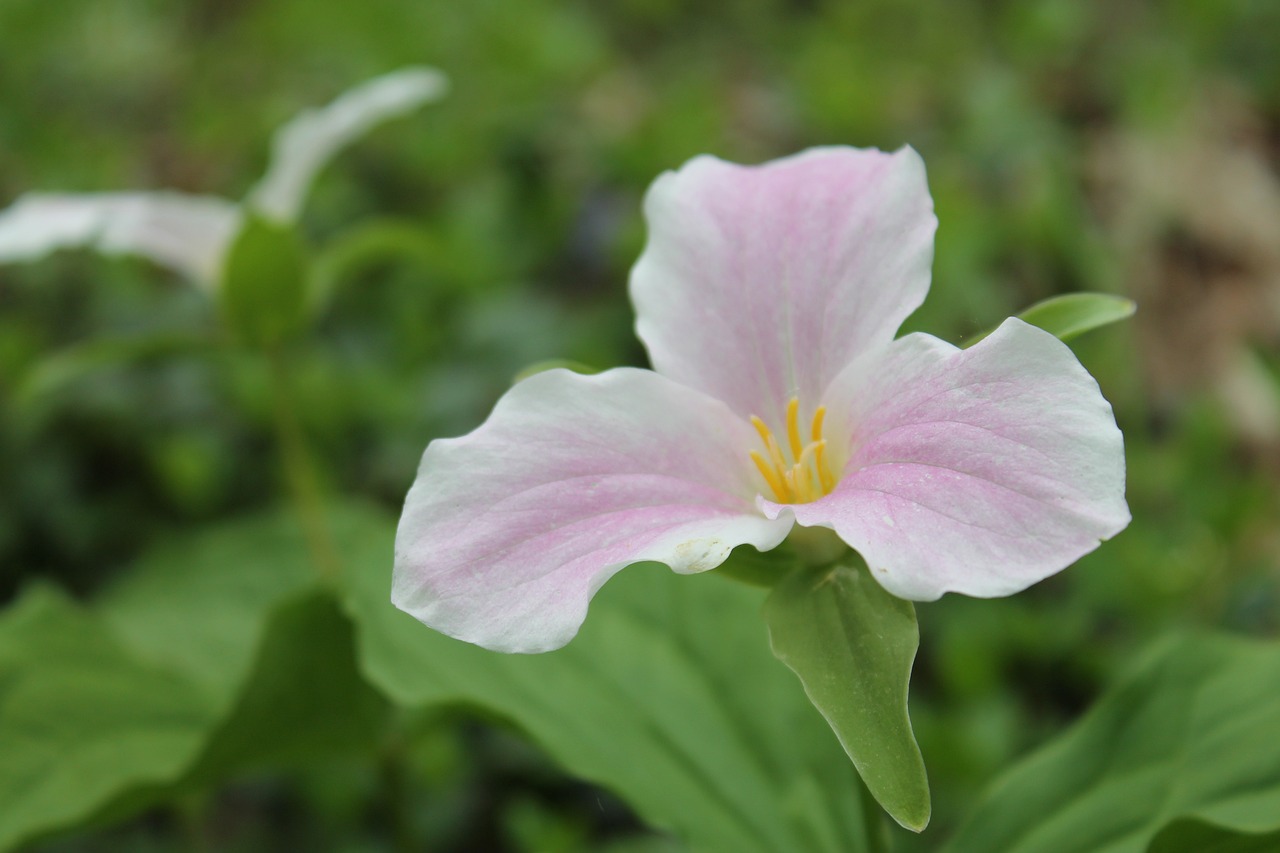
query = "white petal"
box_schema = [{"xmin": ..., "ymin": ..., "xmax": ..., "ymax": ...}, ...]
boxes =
[
  {"xmin": 631, "ymin": 146, "xmax": 936, "ymax": 428},
  {"xmin": 766, "ymin": 319, "xmax": 1131, "ymax": 600},
  {"xmin": 393, "ymin": 368, "xmax": 793, "ymax": 653},
  {"xmin": 248, "ymin": 67, "xmax": 449, "ymax": 222},
  {"xmin": 0, "ymin": 192, "xmax": 240, "ymax": 286}
]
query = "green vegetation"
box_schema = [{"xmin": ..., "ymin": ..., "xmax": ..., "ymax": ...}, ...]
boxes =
[{"xmin": 1, "ymin": 0, "xmax": 1277, "ymax": 849}]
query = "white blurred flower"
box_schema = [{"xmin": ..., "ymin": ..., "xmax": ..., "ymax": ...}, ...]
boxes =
[{"xmin": 0, "ymin": 67, "xmax": 448, "ymax": 290}]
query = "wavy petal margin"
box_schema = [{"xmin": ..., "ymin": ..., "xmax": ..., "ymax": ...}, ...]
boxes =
[
  {"xmin": 765, "ymin": 319, "xmax": 1130, "ymax": 600},
  {"xmin": 393, "ymin": 368, "xmax": 793, "ymax": 653}
]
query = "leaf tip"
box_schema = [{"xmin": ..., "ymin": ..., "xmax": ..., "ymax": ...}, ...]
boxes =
[{"xmin": 892, "ymin": 800, "xmax": 932, "ymax": 833}]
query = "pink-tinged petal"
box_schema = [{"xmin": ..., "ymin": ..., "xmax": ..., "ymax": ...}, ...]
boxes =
[
  {"xmin": 631, "ymin": 146, "xmax": 936, "ymax": 427},
  {"xmin": 393, "ymin": 368, "xmax": 793, "ymax": 653},
  {"xmin": 0, "ymin": 192, "xmax": 240, "ymax": 286},
  {"xmin": 763, "ymin": 319, "xmax": 1130, "ymax": 600},
  {"xmin": 248, "ymin": 67, "xmax": 448, "ymax": 223}
]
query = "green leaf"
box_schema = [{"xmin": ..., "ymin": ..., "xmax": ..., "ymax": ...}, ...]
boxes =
[
  {"xmin": 98, "ymin": 507, "xmax": 395, "ymax": 774},
  {"xmin": 511, "ymin": 359, "xmax": 602, "ymax": 384},
  {"xmin": 0, "ymin": 586, "xmax": 215, "ymax": 851},
  {"xmin": 309, "ymin": 218, "xmax": 452, "ymax": 310},
  {"xmin": 15, "ymin": 332, "xmax": 218, "ymax": 405},
  {"xmin": 0, "ymin": 507, "xmax": 391, "ymax": 849},
  {"xmin": 186, "ymin": 591, "xmax": 388, "ymax": 781},
  {"xmin": 340, "ymin": 511, "xmax": 887, "ymax": 853},
  {"xmin": 1148, "ymin": 819, "xmax": 1280, "ymax": 853},
  {"xmin": 763, "ymin": 562, "xmax": 929, "ymax": 832},
  {"xmin": 947, "ymin": 634, "xmax": 1280, "ymax": 853},
  {"xmin": 711, "ymin": 544, "xmax": 794, "ymax": 588},
  {"xmin": 99, "ymin": 508, "xmax": 319, "ymax": 699},
  {"xmin": 69, "ymin": 592, "xmax": 388, "ymax": 840},
  {"xmin": 0, "ymin": 504, "xmax": 888, "ymax": 850},
  {"xmin": 218, "ymin": 215, "xmax": 310, "ymax": 346},
  {"xmin": 965, "ymin": 293, "xmax": 1136, "ymax": 346}
]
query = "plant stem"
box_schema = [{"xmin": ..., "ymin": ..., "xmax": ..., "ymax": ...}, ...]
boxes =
[
  {"xmin": 380, "ymin": 727, "xmax": 416, "ymax": 853},
  {"xmin": 265, "ymin": 345, "xmax": 342, "ymax": 581},
  {"xmin": 176, "ymin": 793, "xmax": 213, "ymax": 853}
]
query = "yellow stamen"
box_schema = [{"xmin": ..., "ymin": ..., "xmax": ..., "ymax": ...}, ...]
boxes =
[
  {"xmin": 794, "ymin": 442, "xmax": 819, "ymax": 503},
  {"xmin": 793, "ymin": 469, "xmax": 812, "ymax": 503},
  {"xmin": 750, "ymin": 450, "xmax": 791, "ymax": 503},
  {"xmin": 783, "ymin": 467, "xmax": 799, "ymax": 500},
  {"xmin": 814, "ymin": 440, "xmax": 834, "ymax": 493},
  {"xmin": 746, "ymin": 397, "xmax": 839, "ymax": 504},
  {"xmin": 751, "ymin": 415, "xmax": 787, "ymax": 471},
  {"xmin": 785, "ymin": 397, "xmax": 803, "ymax": 460},
  {"xmin": 750, "ymin": 415, "xmax": 772, "ymax": 447},
  {"xmin": 811, "ymin": 406, "xmax": 826, "ymax": 443},
  {"xmin": 765, "ymin": 433, "xmax": 788, "ymax": 473}
]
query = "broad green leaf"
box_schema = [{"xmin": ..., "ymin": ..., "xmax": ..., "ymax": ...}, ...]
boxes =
[
  {"xmin": 58, "ymin": 591, "xmax": 389, "ymax": 842},
  {"xmin": 764, "ymin": 562, "xmax": 929, "ymax": 832},
  {"xmin": 186, "ymin": 591, "xmax": 388, "ymax": 781},
  {"xmin": 99, "ymin": 507, "xmax": 395, "ymax": 772},
  {"xmin": 0, "ymin": 586, "xmax": 215, "ymax": 851},
  {"xmin": 0, "ymin": 503, "xmax": 886, "ymax": 851},
  {"xmin": 218, "ymin": 215, "xmax": 310, "ymax": 346},
  {"xmin": 339, "ymin": 508, "xmax": 886, "ymax": 853},
  {"xmin": 100, "ymin": 509, "xmax": 319, "ymax": 698},
  {"xmin": 1148, "ymin": 819, "xmax": 1280, "ymax": 853},
  {"xmin": 0, "ymin": 508, "xmax": 389, "ymax": 849},
  {"xmin": 965, "ymin": 293, "xmax": 1136, "ymax": 346},
  {"xmin": 947, "ymin": 634, "xmax": 1280, "ymax": 853},
  {"xmin": 711, "ymin": 544, "xmax": 794, "ymax": 588}
]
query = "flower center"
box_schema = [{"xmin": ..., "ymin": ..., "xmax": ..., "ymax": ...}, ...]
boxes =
[{"xmin": 748, "ymin": 397, "xmax": 837, "ymax": 504}]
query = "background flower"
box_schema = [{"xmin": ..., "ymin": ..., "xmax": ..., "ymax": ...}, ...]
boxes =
[{"xmin": 0, "ymin": 67, "xmax": 447, "ymax": 289}]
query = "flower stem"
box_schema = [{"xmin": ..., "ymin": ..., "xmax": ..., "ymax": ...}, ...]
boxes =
[
  {"xmin": 379, "ymin": 727, "xmax": 416, "ymax": 853},
  {"xmin": 265, "ymin": 345, "xmax": 342, "ymax": 581},
  {"xmin": 175, "ymin": 793, "xmax": 212, "ymax": 853}
]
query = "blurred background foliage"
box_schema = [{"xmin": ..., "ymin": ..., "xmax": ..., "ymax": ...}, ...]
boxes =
[{"xmin": 0, "ymin": 0, "xmax": 1278, "ymax": 849}]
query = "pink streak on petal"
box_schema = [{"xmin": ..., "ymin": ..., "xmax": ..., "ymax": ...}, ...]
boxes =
[
  {"xmin": 631, "ymin": 146, "xmax": 936, "ymax": 428},
  {"xmin": 393, "ymin": 368, "xmax": 792, "ymax": 653},
  {"xmin": 762, "ymin": 319, "xmax": 1130, "ymax": 600}
]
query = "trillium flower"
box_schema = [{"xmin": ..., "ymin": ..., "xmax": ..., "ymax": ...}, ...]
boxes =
[
  {"xmin": 394, "ymin": 146, "xmax": 1130, "ymax": 654},
  {"xmin": 0, "ymin": 67, "xmax": 448, "ymax": 288}
]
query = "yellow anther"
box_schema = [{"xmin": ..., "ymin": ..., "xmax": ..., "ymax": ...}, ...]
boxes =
[
  {"xmin": 747, "ymin": 397, "xmax": 838, "ymax": 504},
  {"xmin": 794, "ymin": 442, "xmax": 819, "ymax": 503},
  {"xmin": 752, "ymin": 415, "xmax": 788, "ymax": 472},
  {"xmin": 785, "ymin": 397, "xmax": 804, "ymax": 460},
  {"xmin": 750, "ymin": 450, "xmax": 791, "ymax": 503},
  {"xmin": 750, "ymin": 415, "xmax": 772, "ymax": 446},
  {"xmin": 814, "ymin": 440, "xmax": 834, "ymax": 493},
  {"xmin": 811, "ymin": 406, "xmax": 826, "ymax": 443},
  {"xmin": 765, "ymin": 433, "xmax": 788, "ymax": 473}
]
